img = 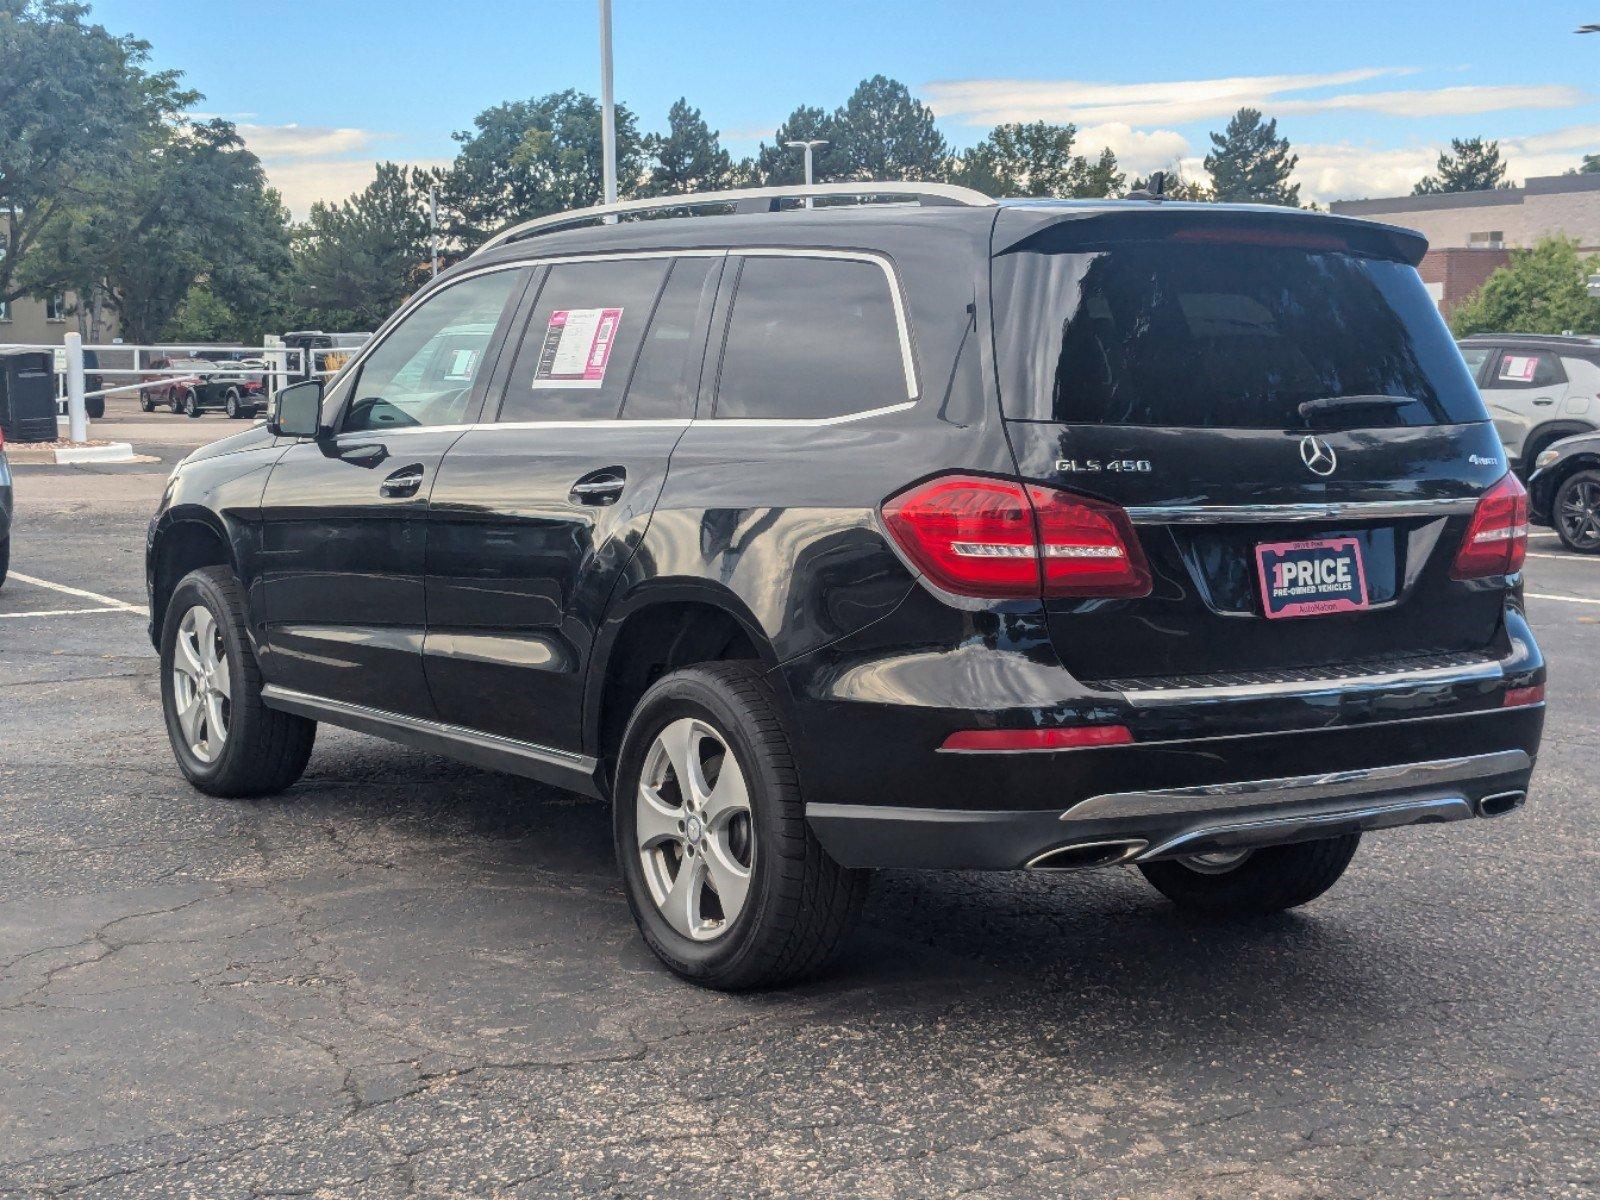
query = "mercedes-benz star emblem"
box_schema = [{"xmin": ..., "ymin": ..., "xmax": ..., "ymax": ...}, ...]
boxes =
[{"xmin": 1299, "ymin": 435, "xmax": 1338, "ymax": 476}]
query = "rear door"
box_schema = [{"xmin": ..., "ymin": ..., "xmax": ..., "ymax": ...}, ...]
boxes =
[
  {"xmin": 1480, "ymin": 348, "xmax": 1568, "ymax": 460},
  {"xmin": 991, "ymin": 211, "xmax": 1511, "ymax": 684},
  {"xmin": 423, "ymin": 252, "xmax": 722, "ymax": 751}
]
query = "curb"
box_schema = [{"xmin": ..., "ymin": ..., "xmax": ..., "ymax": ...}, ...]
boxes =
[{"xmin": 7, "ymin": 442, "xmax": 142, "ymax": 465}]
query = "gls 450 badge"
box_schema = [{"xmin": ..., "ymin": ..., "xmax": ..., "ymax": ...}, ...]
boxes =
[{"xmin": 1055, "ymin": 458, "xmax": 1152, "ymax": 474}]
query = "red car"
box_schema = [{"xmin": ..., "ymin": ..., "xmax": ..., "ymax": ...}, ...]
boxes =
[{"xmin": 139, "ymin": 355, "xmax": 265, "ymax": 419}]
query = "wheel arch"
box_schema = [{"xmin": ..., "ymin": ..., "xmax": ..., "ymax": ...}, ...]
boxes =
[
  {"xmin": 148, "ymin": 508, "xmax": 235, "ymax": 644},
  {"xmin": 1521, "ymin": 420, "xmax": 1596, "ymax": 466},
  {"xmin": 586, "ymin": 581, "xmax": 782, "ymax": 797}
]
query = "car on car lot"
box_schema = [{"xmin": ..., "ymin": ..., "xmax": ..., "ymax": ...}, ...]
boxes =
[
  {"xmin": 139, "ymin": 354, "xmax": 266, "ymax": 419},
  {"xmin": 1527, "ymin": 428, "xmax": 1600, "ymax": 551},
  {"xmin": 1457, "ymin": 333, "xmax": 1600, "ymax": 473},
  {"xmin": 147, "ymin": 183, "xmax": 1545, "ymax": 990}
]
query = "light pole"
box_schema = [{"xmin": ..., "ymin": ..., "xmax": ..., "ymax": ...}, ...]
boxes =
[
  {"xmin": 599, "ymin": 0, "xmax": 617, "ymax": 210},
  {"xmin": 784, "ymin": 139, "xmax": 828, "ymax": 207},
  {"xmin": 428, "ymin": 185, "xmax": 439, "ymax": 277}
]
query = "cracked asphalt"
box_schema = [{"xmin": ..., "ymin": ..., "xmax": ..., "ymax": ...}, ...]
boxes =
[{"xmin": 0, "ymin": 402, "xmax": 1596, "ymax": 1198}]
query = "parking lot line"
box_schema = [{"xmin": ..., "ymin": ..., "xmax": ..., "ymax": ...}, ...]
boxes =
[
  {"xmin": 1526, "ymin": 591, "xmax": 1600, "ymax": 606},
  {"xmin": 0, "ymin": 606, "xmax": 135, "ymax": 619},
  {"xmin": 8, "ymin": 571, "xmax": 147, "ymax": 614},
  {"xmin": 1526, "ymin": 552, "xmax": 1600, "ymax": 563}
]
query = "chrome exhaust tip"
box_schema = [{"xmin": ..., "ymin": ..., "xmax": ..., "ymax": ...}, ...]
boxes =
[
  {"xmin": 1026, "ymin": 839, "xmax": 1148, "ymax": 871},
  {"xmin": 1476, "ymin": 791, "xmax": 1526, "ymax": 818}
]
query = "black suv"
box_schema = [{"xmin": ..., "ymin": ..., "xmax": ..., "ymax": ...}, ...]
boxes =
[{"xmin": 147, "ymin": 183, "xmax": 1545, "ymax": 989}]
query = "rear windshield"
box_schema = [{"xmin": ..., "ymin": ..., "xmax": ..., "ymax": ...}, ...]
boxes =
[{"xmin": 994, "ymin": 228, "xmax": 1487, "ymax": 429}]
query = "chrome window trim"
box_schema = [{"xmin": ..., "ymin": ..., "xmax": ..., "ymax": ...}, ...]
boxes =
[{"xmin": 1126, "ymin": 498, "xmax": 1479, "ymax": 525}]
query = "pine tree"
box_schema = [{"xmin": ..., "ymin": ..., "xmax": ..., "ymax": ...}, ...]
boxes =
[
  {"xmin": 1203, "ymin": 108, "xmax": 1300, "ymax": 206},
  {"xmin": 1128, "ymin": 164, "xmax": 1213, "ymax": 202},
  {"xmin": 751, "ymin": 105, "xmax": 844, "ymax": 185},
  {"xmin": 829, "ymin": 76, "xmax": 948, "ymax": 182},
  {"xmin": 641, "ymin": 99, "xmax": 734, "ymax": 196},
  {"xmin": 950, "ymin": 122, "xmax": 1123, "ymax": 198},
  {"xmin": 1413, "ymin": 138, "xmax": 1511, "ymax": 194}
]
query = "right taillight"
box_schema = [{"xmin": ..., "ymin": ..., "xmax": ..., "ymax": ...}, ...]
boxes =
[
  {"xmin": 1451, "ymin": 473, "xmax": 1529, "ymax": 580},
  {"xmin": 881, "ymin": 474, "xmax": 1151, "ymax": 600}
]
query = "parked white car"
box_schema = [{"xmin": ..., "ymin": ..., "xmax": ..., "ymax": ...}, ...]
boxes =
[{"xmin": 1458, "ymin": 334, "xmax": 1600, "ymax": 472}]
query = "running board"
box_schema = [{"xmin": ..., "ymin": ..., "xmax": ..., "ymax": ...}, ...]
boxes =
[{"xmin": 260, "ymin": 686, "xmax": 601, "ymax": 797}]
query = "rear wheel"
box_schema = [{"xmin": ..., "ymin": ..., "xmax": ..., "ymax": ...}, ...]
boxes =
[
  {"xmin": 224, "ymin": 388, "xmax": 243, "ymax": 419},
  {"xmin": 169, "ymin": 390, "xmax": 184, "ymax": 414},
  {"xmin": 139, "ymin": 391, "xmax": 155, "ymax": 413},
  {"xmin": 1137, "ymin": 834, "xmax": 1361, "ymax": 915},
  {"xmin": 614, "ymin": 662, "xmax": 869, "ymax": 990},
  {"xmin": 160, "ymin": 566, "xmax": 316, "ymax": 797},
  {"xmin": 1553, "ymin": 469, "xmax": 1600, "ymax": 553}
]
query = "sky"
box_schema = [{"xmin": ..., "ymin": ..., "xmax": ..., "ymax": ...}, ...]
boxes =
[{"xmin": 93, "ymin": 0, "xmax": 1600, "ymax": 218}]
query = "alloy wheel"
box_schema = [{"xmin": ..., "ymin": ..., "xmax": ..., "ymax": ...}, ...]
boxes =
[
  {"xmin": 1557, "ymin": 479, "xmax": 1600, "ymax": 550},
  {"xmin": 171, "ymin": 604, "xmax": 231, "ymax": 763},
  {"xmin": 636, "ymin": 717, "xmax": 755, "ymax": 941}
]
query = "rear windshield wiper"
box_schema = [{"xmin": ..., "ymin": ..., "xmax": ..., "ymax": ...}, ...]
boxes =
[{"xmin": 1297, "ymin": 395, "xmax": 1417, "ymax": 423}]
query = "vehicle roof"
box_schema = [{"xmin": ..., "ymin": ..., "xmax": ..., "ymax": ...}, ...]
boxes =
[{"xmin": 1459, "ymin": 333, "xmax": 1600, "ymax": 349}]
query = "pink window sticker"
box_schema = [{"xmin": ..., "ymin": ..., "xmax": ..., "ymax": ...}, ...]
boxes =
[
  {"xmin": 1499, "ymin": 355, "xmax": 1538, "ymax": 383},
  {"xmin": 531, "ymin": 307, "xmax": 624, "ymax": 389}
]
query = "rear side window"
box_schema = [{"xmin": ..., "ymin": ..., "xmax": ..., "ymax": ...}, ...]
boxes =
[
  {"xmin": 1489, "ymin": 350, "xmax": 1566, "ymax": 389},
  {"xmin": 714, "ymin": 255, "xmax": 908, "ymax": 420},
  {"xmin": 994, "ymin": 230, "xmax": 1488, "ymax": 429},
  {"xmin": 498, "ymin": 257, "xmax": 670, "ymax": 422},
  {"xmin": 620, "ymin": 257, "xmax": 720, "ymax": 420},
  {"xmin": 1459, "ymin": 344, "xmax": 1493, "ymax": 380}
]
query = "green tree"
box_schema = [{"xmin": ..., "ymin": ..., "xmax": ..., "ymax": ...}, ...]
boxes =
[
  {"xmin": 1569, "ymin": 153, "xmax": 1600, "ymax": 175},
  {"xmin": 435, "ymin": 90, "xmax": 643, "ymax": 248},
  {"xmin": 290, "ymin": 162, "xmax": 430, "ymax": 332},
  {"xmin": 641, "ymin": 99, "xmax": 734, "ymax": 196},
  {"xmin": 1203, "ymin": 108, "xmax": 1300, "ymax": 205},
  {"xmin": 1450, "ymin": 237, "xmax": 1600, "ymax": 337},
  {"xmin": 829, "ymin": 76, "xmax": 949, "ymax": 182},
  {"xmin": 164, "ymin": 283, "xmax": 238, "ymax": 342},
  {"xmin": 750, "ymin": 105, "xmax": 846, "ymax": 185},
  {"xmin": 0, "ymin": 0, "xmax": 196, "ymax": 306},
  {"xmin": 25, "ymin": 118, "xmax": 292, "ymax": 343},
  {"xmin": 950, "ymin": 122, "xmax": 1124, "ymax": 197},
  {"xmin": 1413, "ymin": 137, "xmax": 1511, "ymax": 194}
]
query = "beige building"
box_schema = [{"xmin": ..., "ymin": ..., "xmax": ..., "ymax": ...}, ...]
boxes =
[
  {"xmin": 1330, "ymin": 174, "xmax": 1600, "ymax": 314},
  {"xmin": 0, "ymin": 290, "xmax": 119, "ymax": 347}
]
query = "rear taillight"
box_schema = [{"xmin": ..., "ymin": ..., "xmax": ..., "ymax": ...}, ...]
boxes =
[
  {"xmin": 1450, "ymin": 473, "xmax": 1529, "ymax": 580},
  {"xmin": 881, "ymin": 474, "xmax": 1151, "ymax": 600}
]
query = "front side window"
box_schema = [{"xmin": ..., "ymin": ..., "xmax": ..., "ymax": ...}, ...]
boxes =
[
  {"xmin": 497, "ymin": 257, "xmax": 671, "ymax": 422},
  {"xmin": 714, "ymin": 255, "xmax": 908, "ymax": 420},
  {"xmin": 343, "ymin": 269, "xmax": 522, "ymax": 433},
  {"xmin": 1459, "ymin": 344, "xmax": 1493, "ymax": 379}
]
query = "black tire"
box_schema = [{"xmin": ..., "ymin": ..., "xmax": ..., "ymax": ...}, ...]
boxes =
[
  {"xmin": 139, "ymin": 392, "xmax": 155, "ymax": 413},
  {"xmin": 86, "ymin": 395, "xmax": 105, "ymax": 419},
  {"xmin": 185, "ymin": 390, "xmax": 202, "ymax": 418},
  {"xmin": 1137, "ymin": 834, "xmax": 1361, "ymax": 915},
  {"xmin": 169, "ymin": 391, "xmax": 184, "ymax": 414},
  {"xmin": 614, "ymin": 661, "xmax": 869, "ymax": 990},
  {"xmin": 0, "ymin": 533, "xmax": 9, "ymax": 590},
  {"xmin": 224, "ymin": 388, "xmax": 242, "ymax": 419},
  {"xmin": 1552, "ymin": 468, "xmax": 1600, "ymax": 553},
  {"xmin": 159, "ymin": 566, "xmax": 316, "ymax": 797}
]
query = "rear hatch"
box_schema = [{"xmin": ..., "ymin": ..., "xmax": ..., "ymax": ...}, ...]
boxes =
[{"xmin": 990, "ymin": 205, "xmax": 1514, "ymax": 684}]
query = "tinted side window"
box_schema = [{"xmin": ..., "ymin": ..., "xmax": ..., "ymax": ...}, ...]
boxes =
[
  {"xmin": 620, "ymin": 257, "xmax": 720, "ymax": 420},
  {"xmin": 1459, "ymin": 345, "xmax": 1493, "ymax": 380},
  {"xmin": 715, "ymin": 256, "xmax": 907, "ymax": 420},
  {"xmin": 343, "ymin": 269, "xmax": 522, "ymax": 433},
  {"xmin": 498, "ymin": 258, "xmax": 670, "ymax": 422},
  {"xmin": 1490, "ymin": 350, "xmax": 1566, "ymax": 389}
]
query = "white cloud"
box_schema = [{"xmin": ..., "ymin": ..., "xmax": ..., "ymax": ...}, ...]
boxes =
[
  {"xmin": 237, "ymin": 122, "xmax": 380, "ymax": 162},
  {"xmin": 1071, "ymin": 122, "xmax": 1192, "ymax": 175},
  {"xmin": 923, "ymin": 70, "xmax": 1585, "ymax": 129},
  {"xmin": 217, "ymin": 120, "xmax": 440, "ymax": 218}
]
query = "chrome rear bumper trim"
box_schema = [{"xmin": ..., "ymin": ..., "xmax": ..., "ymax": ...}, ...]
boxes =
[
  {"xmin": 1063, "ymin": 749, "xmax": 1532, "ymax": 823},
  {"xmin": 1137, "ymin": 796, "xmax": 1475, "ymax": 860},
  {"xmin": 1118, "ymin": 658, "xmax": 1503, "ymax": 705},
  {"xmin": 1125, "ymin": 498, "xmax": 1478, "ymax": 525}
]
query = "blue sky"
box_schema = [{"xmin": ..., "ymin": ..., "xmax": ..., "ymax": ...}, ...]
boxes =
[{"xmin": 95, "ymin": 0, "xmax": 1600, "ymax": 215}]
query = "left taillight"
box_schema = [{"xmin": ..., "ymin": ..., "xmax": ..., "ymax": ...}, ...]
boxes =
[
  {"xmin": 1450, "ymin": 473, "xmax": 1529, "ymax": 580},
  {"xmin": 881, "ymin": 474, "xmax": 1151, "ymax": 600}
]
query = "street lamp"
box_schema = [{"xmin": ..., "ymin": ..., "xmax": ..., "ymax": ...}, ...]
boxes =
[
  {"xmin": 599, "ymin": 0, "xmax": 617, "ymax": 210},
  {"xmin": 784, "ymin": 139, "xmax": 829, "ymax": 207}
]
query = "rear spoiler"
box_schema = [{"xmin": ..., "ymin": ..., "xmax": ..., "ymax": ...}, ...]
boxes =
[{"xmin": 991, "ymin": 202, "xmax": 1429, "ymax": 266}]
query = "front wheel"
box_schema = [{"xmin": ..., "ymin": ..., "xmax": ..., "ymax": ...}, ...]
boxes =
[
  {"xmin": 139, "ymin": 392, "xmax": 155, "ymax": 413},
  {"xmin": 184, "ymin": 390, "xmax": 202, "ymax": 418},
  {"xmin": 1553, "ymin": 469, "xmax": 1600, "ymax": 553},
  {"xmin": 0, "ymin": 534, "xmax": 9, "ymax": 589},
  {"xmin": 160, "ymin": 566, "xmax": 316, "ymax": 797},
  {"xmin": 614, "ymin": 662, "xmax": 869, "ymax": 990},
  {"xmin": 1137, "ymin": 834, "xmax": 1361, "ymax": 915},
  {"xmin": 224, "ymin": 388, "xmax": 243, "ymax": 419}
]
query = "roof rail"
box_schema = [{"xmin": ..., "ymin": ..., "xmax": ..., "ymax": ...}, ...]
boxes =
[{"xmin": 470, "ymin": 181, "xmax": 995, "ymax": 257}]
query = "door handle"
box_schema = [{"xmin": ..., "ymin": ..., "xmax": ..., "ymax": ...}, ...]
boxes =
[
  {"xmin": 1533, "ymin": 398, "xmax": 1555, "ymax": 406},
  {"xmin": 379, "ymin": 464, "xmax": 425, "ymax": 498},
  {"xmin": 570, "ymin": 468, "xmax": 626, "ymax": 505}
]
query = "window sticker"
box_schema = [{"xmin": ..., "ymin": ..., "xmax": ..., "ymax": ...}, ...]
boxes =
[
  {"xmin": 445, "ymin": 348, "xmax": 478, "ymax": 381},
  {"xmin": 531, "ymin": 307, "xmax": 623, "ymax": 389},
  {"xmin": 1499, "ymin": 355, "xmax": 1539, "ymax": 383}
]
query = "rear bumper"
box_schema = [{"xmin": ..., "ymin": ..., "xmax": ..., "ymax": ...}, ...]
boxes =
[{"xmin": 809, "ymin": 746, "xmax": 1535, "ymax": 870}]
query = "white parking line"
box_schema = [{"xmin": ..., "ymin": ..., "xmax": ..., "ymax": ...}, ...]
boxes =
[
  {"xmin": 7, "ymin": 572, "xmax": 146, "ymax": 614},
  {"xmin": 1526, "ymin": 552, "xmax": 1600, "ymax": 563},
  {"xmin": 1526, "ymin": 591, "xmax": 1600, "ymax": 606},
  {"xmin": 0, "ymin": 606, "xmax": 133, "ymax": 619}
]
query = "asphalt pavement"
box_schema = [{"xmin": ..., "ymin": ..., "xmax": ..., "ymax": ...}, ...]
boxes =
[{"xmin": 0, "ymin": 399, "xmax": 1595, "ymax": 1198}]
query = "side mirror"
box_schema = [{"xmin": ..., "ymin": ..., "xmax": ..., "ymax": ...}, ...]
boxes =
[{"xmin": 269, "ymin": 379, "xmax": 325, "ymax": 438}]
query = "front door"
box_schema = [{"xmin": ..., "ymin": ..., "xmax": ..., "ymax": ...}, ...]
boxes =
[
  {"xmin": 258, "ymin": 266, "xmax": 529, "ymax": 715},
  {"xmin": 424, "ymin": 253, "xmax": 722, "ymax": 751},
  {"xmin": 1481, "ymin": 347, "xmax": 1568, "ymax": 460}
]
